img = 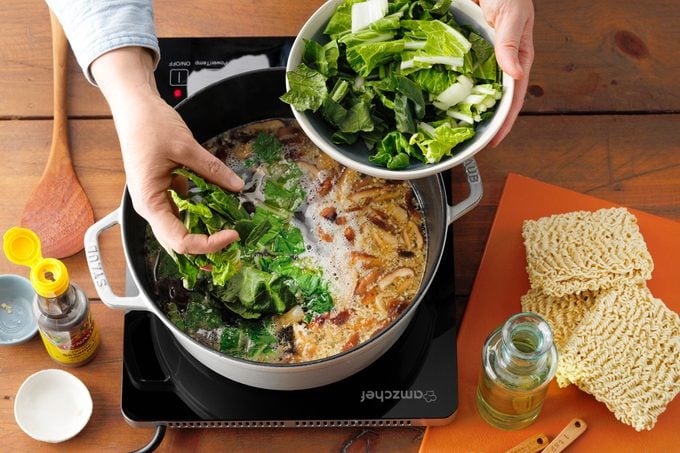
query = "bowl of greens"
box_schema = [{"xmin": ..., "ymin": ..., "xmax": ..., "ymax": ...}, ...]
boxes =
[{"xmin": 282, "ymin": 0, "xmax": 513, "ymax": 179}]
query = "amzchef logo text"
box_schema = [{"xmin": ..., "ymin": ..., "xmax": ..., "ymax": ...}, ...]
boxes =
[{"xmin": 360, "ymin": 389, "xmax": 437, "ymax": 403}]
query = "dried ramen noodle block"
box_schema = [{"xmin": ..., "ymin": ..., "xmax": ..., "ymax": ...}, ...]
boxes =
[
  {"xmin": 520, "ymin": 288, "xmax": 598, "ymax": 387},
  {"xmin": 558, "ymin": 284, "xmax": 680, "ymax": 431},
  {"xmin": 522, "ymin": 207, "xmax": 654, "ymax": 297}
]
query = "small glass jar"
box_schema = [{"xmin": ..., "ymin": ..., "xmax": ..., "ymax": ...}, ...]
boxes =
[{"xmin": 476, "ymin": 312, "xmax": 558, "ymax": 430}]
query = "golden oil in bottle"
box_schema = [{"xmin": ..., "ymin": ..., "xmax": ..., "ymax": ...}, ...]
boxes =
[{"xmin": 476, "ymin": 312, "xmax": 558, "ymax": 430}]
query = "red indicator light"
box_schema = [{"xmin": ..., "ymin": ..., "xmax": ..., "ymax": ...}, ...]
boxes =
[{"xmin": 173, "ymin": 88, "xmax": 183, "ymax": 98}]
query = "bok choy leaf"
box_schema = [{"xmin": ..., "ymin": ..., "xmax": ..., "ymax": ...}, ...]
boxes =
[{"xmin": 164, "ymin": 134, "xmax": 334, "ymax": 321}]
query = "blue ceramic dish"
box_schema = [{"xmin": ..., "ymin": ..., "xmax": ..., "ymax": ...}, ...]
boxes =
[{"xmin": 0, "ymin": 274, "xmax": 38, "ymax": 345}]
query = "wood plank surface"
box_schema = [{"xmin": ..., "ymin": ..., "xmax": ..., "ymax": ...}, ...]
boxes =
[{"xmin": 1, "ymin": 0, "xmax": 679, "ymax": 117}]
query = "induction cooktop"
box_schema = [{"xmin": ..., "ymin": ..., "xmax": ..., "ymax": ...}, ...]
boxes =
[{"xmin": 120, "ymin": 37, "xmax": 460, "ymax": 432}]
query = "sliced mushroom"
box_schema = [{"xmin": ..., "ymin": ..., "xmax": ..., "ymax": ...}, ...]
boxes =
[
  {"xmin": 320, "ymin": 206, "xmax": 337, "ymax": 221},
  {"xmin": 232, "ymin": 142, "xmax": 253, "ymax": 160},
  {"xmin": 361, "ymin": 288, "xmax": 378, "ymax": 307},
  {"xmin": 367, "ymin": 208, "xmax": 398, "ymax": 233},
  {"xmin": 348, "ymin": 188, "xmax": 382, "ymax": 204},
  {"xmin": 354, "ymin": 268, "xmax": 383, "ymax": 296},
  {"xmin": 317, "ymin": 226, "xmax": 334, "ymax": 243},
  {"xmin": 372, "ymin": 190, "xmax": 403, "ymax": 203},
  {"xmin": 344, "ymin": 227, "xmax": 356, "ymax": 244},
  {"xmin": 401, "ymin": 229, "xmax": 413, "ymax": 249},
  {"xmin": 369, "ymin": 225, "xmax": 398, "ymax": 250},
  {"xmin": 331, "ymin": 310, "xmax": 350, "ymax": 326},
  {"xmin": 318, "ymin": 176, "xmax": 333, "ymax": 197},
  {"xmin": 352, "ymin": 177, "xmax": 381, "ymax": 191},
  {"xmin": 369, "ymin": 291, "xmax": 387, "ymax": 316},
  {"xmin": 350, "ymin": 251, "xmax": 380, "ymax": 267},
  {"xmin": 378, "ymin": 267, "xmax": 415, "ymax": 290},
  {"xmin": 406, "ymin": 220, "xmax": 424, "ymax": 251},
  {"xmin": 394, "ymin": 277, "xmax": 414, "ymax": 295},
  {"xmin": 337, "ymin": 167, "xmax": 355, "ymax": 197},
  {"xmin": 383, "ymin": 204, "xmax": 409, "ymax": 226},
  {"xmin": 276, "ymin": 125, "xmax": 304, "ymax": 145},
  {"xmin": 405, "ymin": 191, "xmax": 423, "ymax": 221},
  {"xmin": 342, "ymin": 332, "xmax": 360, "ymax": 351}
]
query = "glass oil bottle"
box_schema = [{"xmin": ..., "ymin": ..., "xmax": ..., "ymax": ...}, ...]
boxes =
[
  {"xmin": 3, "ymin": 227, "xmax": 99, "ymax": 366},
  {"xmin": 476, "ymin": 312, "xmax": 558, "ymax": 430}
]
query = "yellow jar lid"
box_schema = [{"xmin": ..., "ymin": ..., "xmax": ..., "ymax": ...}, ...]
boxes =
[{"xmin": 3, "ymin": 227, "xmax": 70, "ymax": 298}]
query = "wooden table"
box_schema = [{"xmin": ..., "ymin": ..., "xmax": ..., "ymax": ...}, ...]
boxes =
[{"xmin": 1, "ymin": 1, "xmax": 678, "ymax": 451}]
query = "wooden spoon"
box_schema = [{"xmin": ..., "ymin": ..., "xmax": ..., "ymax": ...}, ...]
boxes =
[{"xmin": 20, "ymin": 12, "xmax": 94, "ymax": 259}]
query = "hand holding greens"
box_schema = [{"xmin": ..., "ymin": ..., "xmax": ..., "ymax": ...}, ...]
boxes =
[
  {"xmin": 147, "ymin": 132, "xmax": 335, "ymax": 360},
  {"xmin": 282, "ymin": 0, "xmax": 502, "ymax": 170},
  {"xmin": 166, "ymin": 163, "xmax": 332, "ymax": 322}
]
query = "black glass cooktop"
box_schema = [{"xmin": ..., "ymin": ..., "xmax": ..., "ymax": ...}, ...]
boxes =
[{"xmin": 119, "ymin": 37, "xmax": 459, "ymax": 429}]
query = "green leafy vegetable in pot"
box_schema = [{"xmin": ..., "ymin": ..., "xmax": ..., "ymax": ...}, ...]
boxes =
[
  {"xmin": 165, "ymin": 163, "xmax": 332, "ymax": 321},
  {"xmin": 146, "ymin": 131, "xmax": 335, "ymax": 360},
  {"xmin": 144, "ymin": 119, "xmax": 428, "ymax": 363},
  {"xmin": 282, "ymin": 0, "xmax": 502, "ymax": 170}
]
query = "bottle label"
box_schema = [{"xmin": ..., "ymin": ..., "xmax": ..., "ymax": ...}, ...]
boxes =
[{"xmin": 39, "ymin": 310, "xmax": 99, "ymax": 365}]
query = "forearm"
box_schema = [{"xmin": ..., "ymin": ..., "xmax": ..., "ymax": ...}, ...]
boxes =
[
  {"xmin": 91, "ymin": 47, "xmax": 159, "ymax": 115},
  {"xmin": 45, "ymin": 0, "xmax": 159, "ymax": 84}
]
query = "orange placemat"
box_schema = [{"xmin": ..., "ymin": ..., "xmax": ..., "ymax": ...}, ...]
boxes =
[{"xmin": 420, "ymin": 173, "xmax": 680, "ymax": 452}]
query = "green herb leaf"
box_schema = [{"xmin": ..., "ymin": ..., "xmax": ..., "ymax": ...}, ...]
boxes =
[{"xmin": 252, "ymin": 132, "xmax": 284, "ymax": 164}]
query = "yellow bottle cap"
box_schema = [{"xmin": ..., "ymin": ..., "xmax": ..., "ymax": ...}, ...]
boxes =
[{"xmin": 3, "ymin": 227, "xmax": 70, "ymax": 298}]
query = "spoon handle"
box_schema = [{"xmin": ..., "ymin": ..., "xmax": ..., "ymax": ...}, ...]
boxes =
[{"xmin": 47, "ymin": 11, "xmax": 71, "ymax": 169}]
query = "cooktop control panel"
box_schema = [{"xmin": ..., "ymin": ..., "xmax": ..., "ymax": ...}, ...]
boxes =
[{"xmin": 155, "ymin": 37, "xmax": 293, "ymax": 106}]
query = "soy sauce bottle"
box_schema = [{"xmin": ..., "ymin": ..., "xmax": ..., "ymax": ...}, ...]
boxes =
[{"xmin": 3, "ymin": 227, "xmax": 99, "ymax": 366}]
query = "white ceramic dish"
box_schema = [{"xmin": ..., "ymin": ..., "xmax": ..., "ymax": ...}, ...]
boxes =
[
  {"xmin": 286, "ymin": 0, "xmax": 514, "ymax": 180},
  {"xmin": 14, "ymin": 369, "xmax": 93, "ymax": 443},
  {"xmin": 0, "ymin": 274, "xmax": 38, "ymax": 345}
]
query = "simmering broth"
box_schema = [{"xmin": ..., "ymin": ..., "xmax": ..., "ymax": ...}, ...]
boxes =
[{"xmin": 145, "ymin": 119, "xmax": 427, "ymax": 363}]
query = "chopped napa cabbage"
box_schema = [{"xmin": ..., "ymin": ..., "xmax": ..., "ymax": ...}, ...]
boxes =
[
  {"xmin": 409, "ymin": 121, "xmax": 475, "ymax": 163},
  {"xmin": 432, "ymin": 75, "xmax": 473, "ymax": 110},
  {"xmin": 401, "ymin": 19, "xmax": 471, "ymax": 57},
  {"xmin": 352, "ymin": 0, "xmax": 389, "ymax": 33},
  {"xmin": 445, "ymin": 83, "xmax": 502, "ymax": 124},
  {"xmin": 345, "ymin": 39, "xmax": 406, "ymax": 76},
  {"xmin": 339, "ymin": 29, "xmax": 395, "ymax": 48}
]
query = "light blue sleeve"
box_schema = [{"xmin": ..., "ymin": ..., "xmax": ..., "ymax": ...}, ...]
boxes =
[{"xmin": 45, "ymin": 0, "xmax": 160, "ymax": 85}]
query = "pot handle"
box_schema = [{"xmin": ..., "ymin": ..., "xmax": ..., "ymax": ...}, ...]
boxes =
[
  {"xmin": 84, "ymin": 208, "xmax": 148, "ymax": 311},
  {"xmin": 447, "ymin": 158, "xmax": 483, "ymax": 225}
]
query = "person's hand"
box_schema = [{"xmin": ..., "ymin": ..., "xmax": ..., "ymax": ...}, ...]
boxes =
[
  {"xmin": 91, "ymin": 47, "xmax": 244, "ymax": 255},
  {"xmin": 477, "ymin": 0, "xmax": 535, "ymax": 146}
]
